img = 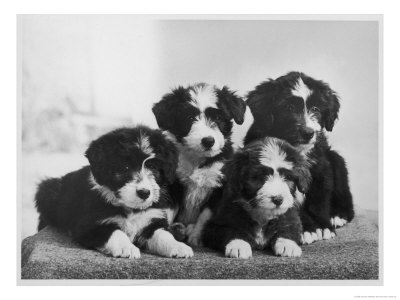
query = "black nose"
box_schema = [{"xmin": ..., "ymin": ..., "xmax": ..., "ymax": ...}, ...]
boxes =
[
  {"xmin": 301, "ymin": 127, "xmax": 315, "ymax": 141},
  {"xmin": 137, "ymin": 189, "xmax": 150, "ymax": 200},
  {"xmin": 271, "ymin": 196, "xmax": 283, "ymax": 207},
  {"xmin": 201, "ymin": 136, "xmax": 215, "ymax": 149}
]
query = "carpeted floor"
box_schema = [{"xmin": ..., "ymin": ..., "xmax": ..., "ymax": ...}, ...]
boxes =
[{"xmin": 21, "ymin": 208, "xmax": 379, "ymax": 280}]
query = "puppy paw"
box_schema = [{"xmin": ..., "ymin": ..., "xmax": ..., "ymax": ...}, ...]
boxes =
[
  {"xmin": 322, "ymin": 228, "xmax": 336, "ymax": 240},
  {"xmin": 101, "ymin": 230, "xmax": 141, "ymax": 259},
  {"xmin": 168, "ymin": 242, "xmax": 194, "ymax": 258},
  {"xmin": 330, "ymin": 216, "xmax": 348, "ymax": 228},
  {"xmin": 301, "ymin": 231, "xmax": 318, "ymax": 245},
  {"xmin": 187, "ymin": 230, "xmax": 203, "ymax": 247},
  {"xmin": 273, "ymin": 238, "xmax": 302, "ymax": 257},
  {"xmin": 168, "ymin": 222, "xmax": 187, "ymax": 242},
  {"xmin": 225, "ymin": 239, "xmax": 252, "ymax": 259}
]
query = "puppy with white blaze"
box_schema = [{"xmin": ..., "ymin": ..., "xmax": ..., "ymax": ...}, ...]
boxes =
[
  {"xmin": 152, "ymin": 83, "xmax": 246, "ymax": 246},
  {"xmin": 202, "ymin": 137, "xmax": 311, "ymax": 259},
  {"xmin": 245, "ymin": 71, "xmax": 355, "ymax": 244},
  {"xmin": 35, "ymin": 125, "xmax": 193, "ymax": 259}
]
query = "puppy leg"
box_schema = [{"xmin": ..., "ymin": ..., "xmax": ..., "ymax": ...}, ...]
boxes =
[
  {"xmin": 327, "ymin": 150, "xmax": 355, "ymax": 227},
  {"xmin": 186, "ymin": 208, "xmax": 213, "ymax": 246},
  {"xmin": 77, "ymin": 225, "xmax": 140, "ymax": 259},
  {"xmin": 147, "ymin": 229, "xmax": 193, "ymax": 258},
  {"xmin": 202, "ymin": 221, "xmax": 253, "ymax": 259}
]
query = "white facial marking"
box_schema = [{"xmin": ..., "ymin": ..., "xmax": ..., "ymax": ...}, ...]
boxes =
[
  {"xmin": 259, "ymin": 138, "xmax": 293, "ymax": 171},
  {"xmin": 273, "ymin": 238, "xmax": 302, "ymax": 257},
  {"xmin": 98, "ymin": 230, "xmax": 141, "ymax": 259},
  {"xmin": 89, "ymin": 173, "xmax": 116, "ymax": 203},
  {"xmin": 135, "ymin": 132, "xmax": 154, "ymax": 156},
  {"xmin": 292, "ymin": 77, "xmax": 312, "ymax": 101},
  {"xmin": 146, "ymin": 229, "xmax": 194, "ymax": 258},
  {"xmin": 225, "ymin": 239, "xmax": 252, "ymax": 259},
  {"xmin": 183, "ymin": 115, "xmax": 225, "ymax": 157},
  {"xmin": 256, "ymin": 174, "xmax": 294, "ymax": 212},
  {"xmin": 189, "ymin": 83, "xmax": 218, "ymax": 112}
]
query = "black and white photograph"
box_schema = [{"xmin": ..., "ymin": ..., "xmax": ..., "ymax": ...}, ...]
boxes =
[{"xmin": 18, "ymin": 14, "xmax": 381, "ymax": 283}]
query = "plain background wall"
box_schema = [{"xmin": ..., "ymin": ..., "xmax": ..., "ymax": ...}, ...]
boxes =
[{"xmin": 20, "ymin": 16, "xmax": 379, "ymax": 237}]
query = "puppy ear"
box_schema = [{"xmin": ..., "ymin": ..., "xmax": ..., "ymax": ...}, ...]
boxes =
[
  {"xmin": 216, "ymin": 86, "xmax": 246, "ymax": 125},
  {"xmin": 152, "ymin": 136, "xmax": 179, "ymax": 184},
  {"xmin": 223, "ymin": 149, "xmax": 250, "ymax": 199},
  {"xmin": 321, "ymin": 87, "xmax": 340, "ymax": 131},
  {"xmin": 152, "ymin": 87, "xmax": 188, "ymax": 130},
  {"xmin": 292, "ymin": 165, "xmax": 312, "ymax": 193},
  {"xmin": 85, "ymin": 139, "xmax": 107, "ymax": 184}
]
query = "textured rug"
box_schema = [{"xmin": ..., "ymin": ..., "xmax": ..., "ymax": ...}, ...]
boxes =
[{"xmin": 21, "ymin": 208, "xmax": 379, "ymax": 280}]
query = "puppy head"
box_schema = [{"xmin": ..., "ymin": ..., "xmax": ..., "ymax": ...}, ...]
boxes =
[
  {"xmin": 85, "ymin": 126, "xmax": 178, "ymax": 210},
  {"xmin": 246, "ymin": 71, "xmax": 340, "ymax": 148},
  {"xmin": 153, "ymin": 83, "xmax": 246, "ymax": 158},
  {"xmin": 224, "ymin": 137, "xmax": 311, "ymax": 217}
]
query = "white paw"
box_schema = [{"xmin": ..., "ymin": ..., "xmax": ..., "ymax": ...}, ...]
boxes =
[
  {"xmin": 316, "ymin": 228, "xmax": 323, "ymax": 240},
  {"xmin": 225, "ymin": 239, "xmax": 252, "ymax": 259},
  {"xmin": 330, "ymin": 216, "xmax": 347, "ymax": 228},
  {"xmin": 102, "ymin": 230, "xmax": 141, "ymax": 259},
  {"xmin": 187, "ymin": 230, "xmax": 203, "ymax": 247},
  {"xmin": 273, "ymin": 238, "xmax": 302, "ymax": 257},
  {"xmin": 323, "ymin": 228, "xmax": 336, "ymax": 240},
  {"xmin": 301, "ymin": 231, "xmax": 317, "ymax": 244},
  {"xmin": 168, "ymin": 242, "xmax": 194, "ymax": 258}
]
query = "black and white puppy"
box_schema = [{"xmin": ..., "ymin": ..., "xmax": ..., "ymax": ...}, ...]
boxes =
[
  {"xmin": 152, "ymin": 83, "xmax": 246, "ymax": 245},
  {"xmin": 245, "ymin": 71, "xmax": 354, "ymax": 244},
  {"xmin": 202, "ymin": 137, "xmax": 311, "ymax": 259},
  {"xmin": 35, "ymin": 125, "xmax": 193, "ymax": 258}
]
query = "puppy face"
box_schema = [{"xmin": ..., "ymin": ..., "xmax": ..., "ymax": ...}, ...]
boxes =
[
  {"xmin": 85, "ymin": 126, "xmax": 178, "ymax": 210},
  {"xmin": 246, "ymin": 72, "xmax": 340, "ymax": 151},
  {"xmin": 225, "ymin": 137, "xmax": 311, "ymax": 217},
  {"xmin": 153, "ymin": 83, "xmax": 246, "ymax": 158}
]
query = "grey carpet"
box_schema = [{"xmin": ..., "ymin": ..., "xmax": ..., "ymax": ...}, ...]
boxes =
[{"xmin": 21, "ymin": 208, "xmax": 378, "ymax": 280}]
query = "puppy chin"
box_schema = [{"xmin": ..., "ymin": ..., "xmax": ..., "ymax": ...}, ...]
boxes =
[
  {"xmin": 203, "ymin": 148, "xmax": 222, "ymax": 158},
  {"xmin": 118, "ymin": 196, "xmax": 156, "ymax": 210}
]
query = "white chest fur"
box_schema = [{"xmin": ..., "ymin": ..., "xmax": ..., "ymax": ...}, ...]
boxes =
[{"xmin": 176, "ymin": 152, "xmax": 224, "ymax": 225}]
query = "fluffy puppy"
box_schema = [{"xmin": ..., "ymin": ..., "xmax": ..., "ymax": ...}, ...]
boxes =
[
  {"xmin": 152, "ymin": 83, "xmax": 246, "ymax": 245},
  {"xmin": 35, "ymin": 125, "xmax": 193, "ymax": 259},
  {"xmin": 202, "ymin": 137, "xmax": 310, "ymax": 259},
  {"xmin": 245, "ymin": 71, "xmax": 354, "ymax": 244}
]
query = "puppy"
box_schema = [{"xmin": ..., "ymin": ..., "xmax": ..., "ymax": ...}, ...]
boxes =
[
  {"xmin": 244, "ymin": 71, "xmax": 354, "ymax": 244},
  {"xmin": 202, "ymin": 137, "xmax": 310, "ymax": 259},
  {"xmin": 35, "ymin": 125, "xmax": 193, "ymax": 258},
  {"xmin": 152, "ymin": 83, "xmax": 246, "ymax": 245}
]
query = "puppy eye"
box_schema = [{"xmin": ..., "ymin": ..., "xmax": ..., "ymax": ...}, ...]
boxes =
[
  {"xmin": 286, "ymin": 104, "xmax": 295, "ymax": 112},
  {"xmin": 188, "ymin": 115, "xmax": 197, "ymax": 121},
  {"xmin": 309, "ymin": 106, "xmax": 320, "ymax": 113}
]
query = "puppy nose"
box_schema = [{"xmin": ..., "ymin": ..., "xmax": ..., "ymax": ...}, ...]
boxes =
[
  {"xmin": 201, "ymin": 136, "xmax": 215, "ymax": 149},
  {"xmin": 271, "ymin": 196, "xmax": 283, "ymax": 207},
  {"xmin": 301, "ymin": 127, "xmax": 314, "ymax": 141},
  {"xmin": 136, "ymin": 188, "xmax": 150, "ymax": 200}
]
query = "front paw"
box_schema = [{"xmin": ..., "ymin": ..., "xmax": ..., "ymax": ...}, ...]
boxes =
[
  {"xmin": 168, "ymin": 242, "xmax": 194, "ymax": 258},
  {"xmin": 168, "ymin": 222, "xmax": 187, "ymax": 242},
  {"xmin": 273, "ymin": 238, "xmax": 302, "ymax": 257},
  {"xmin": 187, "ymin": 230, "xmax": 203, "ymax": 247},
  {"xmin": 330, "ymin": 216, "xmax": 348, "ymax": 228},
  {"xmin": 225, "ymin": 239, "xmax": 252, "ymax": 259},
  {"xmin": 101, "ymin": 230, "xmax": 141, "ymax": 259}
]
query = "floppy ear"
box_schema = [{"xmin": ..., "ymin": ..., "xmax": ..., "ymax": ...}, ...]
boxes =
[
  {"xmin": 152, "ymin": 137, "xmax": 179, "ymax": 185},
  {"xmin": 85, "ymin": 139, "xmax": 108, "ymax": 185},
  {"xmin": 152, "ymin": 87, "xmax": 188, "ymax": 130},
  {"xmin": 246, "ymin": 80, "xmax": 277, "ymax": 132},
  {"xmin": 222, "ymin": 150, "xmax": 251, "ymax": 199},
  {"xmin": 216, "ymin": 86, "xmax": 246, "ymax": 125},
  {"xmin": 292, "ymin": 165, "xmax": 312, "ymax": 193},
  {"xmin": 321, "ymin": 87, "xmax": 340, "ymax": 132}
]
